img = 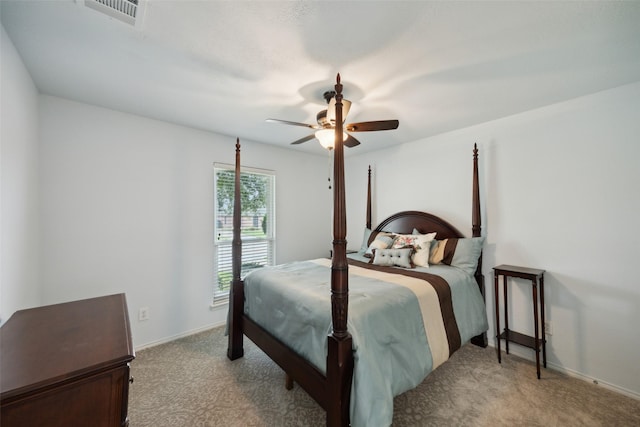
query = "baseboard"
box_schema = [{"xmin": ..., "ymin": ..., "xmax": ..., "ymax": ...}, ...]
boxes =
[
  {"xmin": 135, "ymin": 321, "xmax": 226, "ymax": 352},
  {"xmin": 488, "ymin": 342, "xmax": 640, "ymax": 400}
]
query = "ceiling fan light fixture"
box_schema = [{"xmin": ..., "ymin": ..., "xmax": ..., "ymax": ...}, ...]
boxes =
[
  {"xmin": 268, "ymin": 82, "xmax": 398, "ymax": 148},
  {"xmin": 327, "ymin": 97, "xmax": 351, "ymax": 124},
  {"xmin": 315, "ymin": 129, "xmax": 348, "ymax": 150}
]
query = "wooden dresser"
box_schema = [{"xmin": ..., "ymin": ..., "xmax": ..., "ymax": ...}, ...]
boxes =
[{"xmin": 1, "ymin": 294, "xmax": 135, "ymax": 427}]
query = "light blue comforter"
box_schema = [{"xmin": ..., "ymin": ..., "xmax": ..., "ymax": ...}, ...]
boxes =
[{"xmin": 243, "ymin": 256, "xmax": 488, "ymax": 427}]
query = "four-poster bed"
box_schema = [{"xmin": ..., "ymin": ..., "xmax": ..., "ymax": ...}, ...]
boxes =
[{"xmin": 227, "ymin": 74, "xmax": 488, "ymax": 427}]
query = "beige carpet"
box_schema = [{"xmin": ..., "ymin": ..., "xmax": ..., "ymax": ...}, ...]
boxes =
[{"xmin": 128, "ymin": 326, "xmax": 640, "ymax": 426}]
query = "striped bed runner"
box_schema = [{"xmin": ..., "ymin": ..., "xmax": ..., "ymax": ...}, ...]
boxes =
[{"xmin": 317, "ymin": 258, "xmax": 462, "ymax": 369}]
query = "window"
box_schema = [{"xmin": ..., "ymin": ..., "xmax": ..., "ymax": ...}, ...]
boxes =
[{"xmin": 213, "ymin": 164, "xmax": 275, "ymax": 304}]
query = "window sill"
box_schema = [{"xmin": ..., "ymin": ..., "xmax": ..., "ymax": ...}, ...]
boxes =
[{"xmin": 210, "ymin": 298, "xmax": 229, "ymax": 309}]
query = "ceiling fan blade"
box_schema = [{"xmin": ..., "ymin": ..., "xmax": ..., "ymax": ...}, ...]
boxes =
[
  {"xmin": 266, "ymin": 118, "xmax": 321, "ymax": 129},
  {"xmin": 290, "ymin": 134, "xmax": 316, "ymax": 145},
  {"xmin": 344, "ymin": 134, "xmax": 361, "ymax": 148},
  {"xmin": 346, "ymin": 120, "xmax": 399, "ymax": 132}
]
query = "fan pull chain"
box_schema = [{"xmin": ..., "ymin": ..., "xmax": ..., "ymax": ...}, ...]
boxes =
[{"xmin": 327, "ymin": 149, "xmax": 333, "ymax": 190}]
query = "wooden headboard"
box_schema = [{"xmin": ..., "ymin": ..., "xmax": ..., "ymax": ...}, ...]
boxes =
[{"xmin": 373, "ymin": 210, "xmax": 465, "ymax": 240}]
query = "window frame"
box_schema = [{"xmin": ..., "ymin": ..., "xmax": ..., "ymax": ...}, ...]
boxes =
[{"xmin": 212, "ymin": 163, "xmax": 276, "ymax": 305}]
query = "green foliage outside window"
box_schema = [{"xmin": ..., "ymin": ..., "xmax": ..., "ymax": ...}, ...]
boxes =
[{"xmin": 216, "ymin": 170, "xmax": 268, "ymax": 218}]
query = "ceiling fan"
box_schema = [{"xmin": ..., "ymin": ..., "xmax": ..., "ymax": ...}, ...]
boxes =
[{"xmin": 266, "ymin": 90, "xmax": 399, "ymax": 149}]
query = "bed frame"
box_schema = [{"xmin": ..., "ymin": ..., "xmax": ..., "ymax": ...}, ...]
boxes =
[{"xmin": 227, "ymin": 74, "xmax": 486, "ymax": 427}]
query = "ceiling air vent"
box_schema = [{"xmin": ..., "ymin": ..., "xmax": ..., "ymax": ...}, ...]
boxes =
[{"xmin": 83, "ymin": 0, "xmax": 143, "ymax": 26}]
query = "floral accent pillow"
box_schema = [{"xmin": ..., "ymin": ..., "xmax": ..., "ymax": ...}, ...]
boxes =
[{"xmin": 391, "ymin": 232, "xmax": 437, "ymax": 267}]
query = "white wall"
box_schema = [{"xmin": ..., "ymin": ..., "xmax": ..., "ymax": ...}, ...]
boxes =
[
  {"xmin": 0, "ymin": 25, "xmax": 41, "ymax": 323},
  {"xmin": 346, "ymin": 82, "xmax": 640, "ymax": 397},
  {"xmin": 38, "ymin": 96, "xmax": 331, "ymax": 348}
]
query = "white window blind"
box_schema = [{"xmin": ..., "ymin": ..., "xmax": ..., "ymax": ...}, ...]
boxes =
[{"xmin": 213, "ymin": 164, "xmax": 275, "ymax": 304}]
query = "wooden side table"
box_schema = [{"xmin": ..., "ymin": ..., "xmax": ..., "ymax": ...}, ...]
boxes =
[{"xmin": 494, "ymin": 264, "xmax": 546, "ymax": 379}]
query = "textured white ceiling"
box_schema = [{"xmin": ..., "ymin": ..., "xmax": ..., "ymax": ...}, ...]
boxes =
[{"xmin": 2, "ymin": 0, "xmax": 640, "ymax": 155}]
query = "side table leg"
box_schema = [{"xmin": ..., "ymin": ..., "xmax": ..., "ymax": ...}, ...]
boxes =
[
  {"xmin": 532, "ymin": 279, "xmax": 541, "ymax": 379},
  {"xmin": 540, "ymin": 274, "xmax": 547, "ymax": 368},
  {"xmin": 494, "ymin": 272, "xmax": 501, "ymax": 363},
  {"xmin": 504, "ymin": 275, "xmax": 509, "ymax": 355}
]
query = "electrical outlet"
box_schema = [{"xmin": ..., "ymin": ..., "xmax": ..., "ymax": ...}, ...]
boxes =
[
  {"xmin": 139, "ymin": 307, "xmax": 150, "ymax": 321},
  {"xmin": 544, "ymin": 321, "xmax": 552, "ymax": 335}
]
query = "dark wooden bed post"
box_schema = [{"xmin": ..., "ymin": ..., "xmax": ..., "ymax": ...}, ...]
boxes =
[
  {"xmin": 227, "ymin": 138, "xmax": 244, "ymax": 360},
  {"xmin": 471, "ymin": 143, "xmax": 488, "ymax": 347},
  {"xmin": 327, "ymin": 74, "xmax": 354, "ymax": 427},
  {"xmin": 366, "ymin": 165, "xmax": 372, "ymax": 230},
  {"xmin": 472, "ymin": 143, "xmax": 481, "ymax": 239}
]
